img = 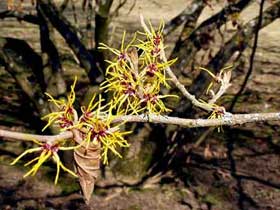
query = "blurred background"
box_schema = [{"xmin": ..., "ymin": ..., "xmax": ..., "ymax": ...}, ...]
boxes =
[{"xmin": 0, "ymin": 0, "xmax": 280, "ymax": 209}]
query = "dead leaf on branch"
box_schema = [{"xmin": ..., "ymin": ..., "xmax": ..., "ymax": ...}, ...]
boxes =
[{"xmin": 74, "ymin": 141, "xmax": 101, "ymax": 204}]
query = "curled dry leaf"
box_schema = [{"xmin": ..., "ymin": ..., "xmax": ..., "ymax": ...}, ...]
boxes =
[{"xmin": 74, "ymin": 141, "xmax": 101, "ymax": 204}]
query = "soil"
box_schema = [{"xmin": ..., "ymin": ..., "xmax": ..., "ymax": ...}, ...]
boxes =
[{"xmin": 1, "ymin": 1, "xmax": 280, "ymax": 210}]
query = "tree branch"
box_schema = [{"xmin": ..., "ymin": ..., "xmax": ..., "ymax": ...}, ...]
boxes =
[
  {"xmin": 0, "ymin": 37, "xmax": 47, "ymax": 114},
  {"xmin": 0, "ymin": 129, "xmax": 73, "ymax": 143},
  {"xmin": 208, "ymin": 0, "xmax": 280, "ymax": 73},
  {"xmin": 163, "ymin": 0, "xmax": 205, "ymax": 36},
  {"xmin": 113, "ymin": 112, "xmax": 280, "ymax": 127},
  {"xmin": 229, "ymin": 0, "xmax": 265, "ymax": 111},
  {"xmin": 37, "ymin": 0, "xmax": 103, "ymax": 84},
  {"xmin": 171, "ymin": 0, "xmax": 252, "ymax": 70},
  {"xmin": 160, "ymin": 46, "xmax": 212, "ymax": 112},
  {"xmin": 37, "ymin": 2, "xmax": 67, "ymax": 97},
  {"xmin": 110, "ymin": 0, "xmax": 127, "ymax": 18},
  {"xmin": 95, "ymin": 0, "xmax": 113, "ymax": 45},
  {"xmin": 1, "ymin": 112, "xmax": 279, "ymax": 143},
  {"xmin": 176, "ymin": 1, "xmax": 280, "ymax": 114},
  {"xmin": 0, "ymin": 10, "xmax": 39, "ymax": 24},
  {"xmin": 140, "ymin": 15, "xmax": 214, "ymax": 112}
]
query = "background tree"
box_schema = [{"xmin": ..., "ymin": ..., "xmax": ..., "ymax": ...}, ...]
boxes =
[{"xmin": 0, "ymin": 0, "xmax": 280, "ymax": 209}]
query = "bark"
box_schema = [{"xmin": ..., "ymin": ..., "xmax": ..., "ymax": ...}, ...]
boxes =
[
  {"xmin": 170, "ymin": 0, "xmax": 252, "ymax": 72},
  {"xmin": 163, "ymin": 0, "xmax": 205, "ymax": 36},
  {"xmin": 37, "ymin": 0, "xmax": 103, "ymax": 84},
  {"xmin": 0, "ymin": 37, "xmax": 49, "ymax": 118},
  {"xmin": 1, "ymin": 112, "xmax": 280, "ymax": 142},
  {"xmin": 93, "ymin": 0, "xmax": 114, "ymax": 75},
  {"xmin": 195, "ymin": 0, "xmax": 280, "ymax": 97},
  {"xmin": 95, "ymin": 0, "xmax": 113, "ymax": 46},
  {"xmin": 0, "ymin": 10, "xmax": 39, "ymax": 24},
  {"xmin": 37, "ymin": 2, "xmax": 67, "ymax": 97}
]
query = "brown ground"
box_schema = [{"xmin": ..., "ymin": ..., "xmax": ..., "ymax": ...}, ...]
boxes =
[{"xmin": 1, "ymin": 1, "xmax": 280, "ymax": 210}]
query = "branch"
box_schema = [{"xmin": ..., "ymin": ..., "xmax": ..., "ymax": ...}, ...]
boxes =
[
  {"xmin": 207, "ymin": 67, "xmax": 232, "ymax": 104},
  {"xmin": 0, "ymin": 10, "xmax": 39, "ymax": 24},
  {"xmin": 0, "ymin": 129, "xmax": 73, "ymax": 143},
  {"xmin": 171, "ymin": 0, "xmax": 252, "ymax": 70},
  {"xmin": 194, "ymin": 1, "xmax": 280, "ymax": 94},
  {"xmin": 229, "ymin": 0, "xmax": 265, "ymax": 111},
  {"xmin": 1, "ymin": 112, "xmax": 280, "ymax": 142},
  {"xmin": 113, "ymin": 112, "xmax": 280, "ymax": 127},
  {"xmin": 85, "ymin": 0, "xmax": 94, "ymax": 49},
  {"xmin": 163, "ymin": 0, "xmax": 205, "ymax": 36},
  {"xmin": 0, "ymin": 37, "xmax": 47, "ymax": 114},
  {"xmin": 160, "ymin": 47, "xmax": 212, "ymax": 112},
  {"xmin": 95, "ymin": 0, "xmax": 113, "ymax": 45},
  {"xmin": 37, "ymin": 2, "xmax": 67, "ymax": 96},
  {"xmin": 176, "ymin": 1, "xmax": 280, "ymax": 114},
  {"xmin": 110, "ymin": 0, "xmax": 127, "ymax": 18},
  {"xmin": 37, "ymin": 0, "xmax": 103, "ymax": 84}
]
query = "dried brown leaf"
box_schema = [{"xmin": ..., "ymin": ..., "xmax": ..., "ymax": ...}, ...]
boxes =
[{"xmin": 74, "ymin": 142, "xmax": 100, "ymax": 204}]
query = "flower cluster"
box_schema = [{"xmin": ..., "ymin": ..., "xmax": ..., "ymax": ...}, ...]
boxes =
[
  {"xmin": 99, "ymin": 20, "xmax": 177, "ymax": 115},
  {"xmin": 12, "ymin": 77, "xmax": 131, "ymax": 183},
  {"xmin": 11, "ymin": 19, "xmax": 179, "ymax": 184},
  {"xmin": 76, "ymin": 94, "xmax": 130, "ymax": 164},
  {"xmin": 42, "ymin": 78, "xmax": 78, "ymax": 131},
  {"xmin": 41, "ymin": 80, "xmax": 131, "ymax": 165}
]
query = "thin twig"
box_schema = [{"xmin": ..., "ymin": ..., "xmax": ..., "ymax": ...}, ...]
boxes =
[
  {"xmin": 160, "ymin": 47, "xmax": 212, "ymax": 112},
  {"xmin": 111, "ymin": 0, "xmax": 127, "ymax": 18},
  {"xmin": 0, "ymin": 129, "xmax": 73, "ymax": 143},
  {"xmin": 113, "ymin": 112, "xmax": 280, "ymax": 127},
  {"xmin": 208, "ymin": 67, "xmax": 232, "ymax": 104}
]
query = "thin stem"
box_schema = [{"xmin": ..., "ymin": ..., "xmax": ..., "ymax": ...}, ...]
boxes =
[
  {"xmin": 0, "ymin": 130, "xmax": 73, "ymax": 143},
  {"xmin": 113, "ymin": 112, "xmax": 280, "ymax": 127},
  {"xmin": 160, "ymin": 49, "xmax": 212, "ymax": 112}
]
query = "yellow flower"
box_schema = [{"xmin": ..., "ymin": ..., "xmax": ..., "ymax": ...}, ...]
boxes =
[
  {"xmin": 42, "ymin": 77, "xmax": 78, "ymax": 131},
  {"xmin": 99, "ymin": 20, "xmax": 178, "ymax": 116},
  {"xmin": 102, "ymin": 72, "xmax": 141, "ymax": 114},
  {"xmin": 99, "ymin": 31, "xmax": 137, "ymax": 75},
  {"xmin": 79, "ymin": 94, "xmax": 112, "ymax": 126},
  {"xmin": 11, "ymin": 139, "xmax": 77, "ymax": 184},
  {"xmin": 76, "ymin": 94, "xmax": 131, "ymax": 164},
  {"xmin": 140, "ymin": 93, "xmax": 178, "ymax": 115}
]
